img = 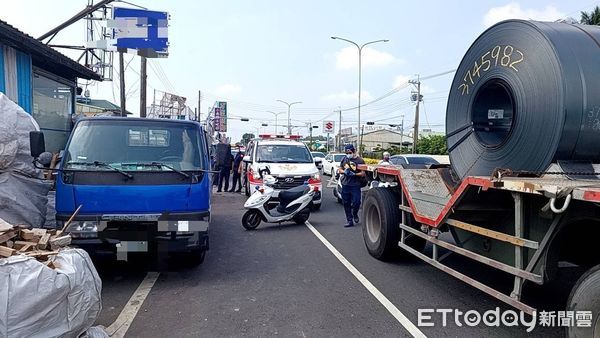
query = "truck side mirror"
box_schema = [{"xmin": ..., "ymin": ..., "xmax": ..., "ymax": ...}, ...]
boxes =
[
  {"xmin": 29, "ymin": 131, "xmax": 45, "ymax": 158},
  {"xmin": 243, "ymin": 155, "xmax": 251, "ymax": 163}
]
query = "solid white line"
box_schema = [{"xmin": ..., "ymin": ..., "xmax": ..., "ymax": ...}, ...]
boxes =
[
  {"xmin": 305, "ymin": 221, "xmax": 426, "ymax": 338},
  {"xmin": 106, "ymin": 272, "xmax": 160, "ymax": 338}
]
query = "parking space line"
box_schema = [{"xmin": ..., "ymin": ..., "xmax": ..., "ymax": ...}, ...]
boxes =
[
  {"xmin": 305, "ymin": 221, "xmax": 426, "ymax": 338},
  {"xmin": 106, "ymin": 272, "xmax": 160, "ymax": 338}
]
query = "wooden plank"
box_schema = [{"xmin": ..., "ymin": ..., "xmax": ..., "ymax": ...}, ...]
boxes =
[
  {"xmin": 49, "ymin": 235, "xmax": 71, "ymax": 250},
  {"xmin": 32, "ymin": 229, "xmax": 47, "ymax": 237},
  {"xmin": 0, "ymin": 231, "xmax": 16, "ymax": 244},
  {"xmin": 19, "ymin": 244, "xmax": 33, "ymax": 252},
  {"xmin": 20, "ymin": 229, "xmax": 35, "ymax": 241},
  {"xmin": 13, "ymin": 241, "xmax": 40, "ymax": 250},
  {"xmin": 0, "ymin": 246, "xmax": 15, "ymax": 258},
  {"xmin": 446, "ymin": 219, "xmax": 539, "ymax": 249},
  {"xmin": 25, "ymin": 250, "xmax": 59, "ymax": 258},
  {"xmin": 37, "ymin": 233, "xmax": 51, "ymax": 250}
]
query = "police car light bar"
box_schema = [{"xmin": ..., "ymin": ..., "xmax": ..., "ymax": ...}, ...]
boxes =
[{"xmin": 258, "ymin": 134, "xmax": 302, "ymax": 140}]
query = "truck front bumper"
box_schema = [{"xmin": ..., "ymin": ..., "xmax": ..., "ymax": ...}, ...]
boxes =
[{"xmin": 56, "ymin": 211, "xmax": 210, "ymax": 256}]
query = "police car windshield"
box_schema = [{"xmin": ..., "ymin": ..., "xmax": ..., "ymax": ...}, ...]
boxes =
[{"xmin": 256, "ymin": 144, "xmax": 312, "ymax": 163}]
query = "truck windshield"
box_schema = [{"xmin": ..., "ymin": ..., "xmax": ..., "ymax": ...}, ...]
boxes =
[
  {"xmin": 64, "ymin": 120, "xmax": 206, "ymax": 171},
  {"xmin": 257, "ymin": 144, "xmax": 312, "ymax": 163}
]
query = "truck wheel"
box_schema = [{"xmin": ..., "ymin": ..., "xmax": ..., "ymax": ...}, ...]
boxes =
[
  {"xmin": 293, "ymin": 208, "xmax": 310, "ymax": 224},
  {"xmin": 242, "ymin": 210, "xmax": 262, "ymax": 230},
  {"xmin": 362, "ymin": 187, "xmax": 425, "ymax": 260},
  {"xmin": 566, "ymin": 264, "xmax": 600, "ymax": 338},
  {"xmin": 181, "ymin": 248, "xmax": 206, "ymax": 267}
]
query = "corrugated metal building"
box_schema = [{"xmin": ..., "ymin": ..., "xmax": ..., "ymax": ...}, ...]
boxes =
[{"xmin": 0, "ymin": 19, "xmax": 101, "ymax": 152}]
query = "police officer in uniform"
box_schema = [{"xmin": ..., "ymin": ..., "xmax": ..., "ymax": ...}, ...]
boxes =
[{"xmin": 338, "ymin": 144, "xmax": 366, "ymax": 227}]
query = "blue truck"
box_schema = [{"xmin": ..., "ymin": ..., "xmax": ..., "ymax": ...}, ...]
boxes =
[{"xmin": 31, "ymin": 117, "xmax": 211, "ymax": 264}]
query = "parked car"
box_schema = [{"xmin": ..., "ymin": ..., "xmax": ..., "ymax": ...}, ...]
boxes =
[
  {"xmin": 322, "ymin": 153, "xmax": 346, "ymax": 176},
  {"xmin": 389, "ymin": 154, "xmax": 440, "ymax": 166},
  {"xmin": 243, "ymin": 134, "xmax": 322, "ymax": 210},
  {"xmin": 311, "ymin": 152, "xmax": 325, "ymax": 170}
]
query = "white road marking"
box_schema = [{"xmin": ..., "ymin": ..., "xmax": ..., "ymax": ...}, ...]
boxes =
[
  {"xmin": 106, "ymin": 272, "xmax": 160, "ymax": 338},
  {"xmin": 305, "ymin": 221, "xmax": 426, "ymax": 338}
]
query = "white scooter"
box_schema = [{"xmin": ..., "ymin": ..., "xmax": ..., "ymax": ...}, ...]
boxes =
[{"xmin": 242, "ymin": 167, "xmax": 318, "ymax": 230}]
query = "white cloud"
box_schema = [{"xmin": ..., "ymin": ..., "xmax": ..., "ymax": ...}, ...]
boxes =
[
  {"xmin": 321, "ymin": 90, "xmax": 374, "ymax": 102},
  {"xmin": 483, "ymin": 2, "xmax": 565, "ymax": 27},
  {"xmin": 214, "ymin": 83, "xmax": 242, "ymax": 96},
  {"xmin": 392, "ymin": 75, "xmax": 411, "ymax": 89},
  {"xmin": 335, "ymin": 46, "xmax": 399, "ymax": 70}
]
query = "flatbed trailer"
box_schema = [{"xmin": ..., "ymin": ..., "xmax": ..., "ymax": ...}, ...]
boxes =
[{"xmin": 358, "ymin": 163, "xmax": 600, "ymax": 334}]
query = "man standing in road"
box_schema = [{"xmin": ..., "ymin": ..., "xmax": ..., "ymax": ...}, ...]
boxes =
[
  {"xmin": 218, "ymin": 153, "xmax": 233, "ymax": 192},
  {"xmin": 229, "ymin": 150, "xmax": 244, "ymax": 192},
  {"xmin": 338, "ymin": 144, "xmax": 366, "ymax": 227}
]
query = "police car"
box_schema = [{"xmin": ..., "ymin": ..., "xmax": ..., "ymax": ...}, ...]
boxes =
[{"xmin": 242, "ymin": 134, "xmax": 323, "ymax": 210}]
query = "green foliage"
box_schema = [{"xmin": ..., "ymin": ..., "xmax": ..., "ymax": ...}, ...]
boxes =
[
  {"xmin": 240, "ymin": 133, "xmax": 255, "ymax": 145},
  {"xmin": 416, "ymin": 135, "xmax": 447, "ymax": 155},
  {"xmin": 581, "ymin": 6, "xmax": 600, "ymax": 25}
]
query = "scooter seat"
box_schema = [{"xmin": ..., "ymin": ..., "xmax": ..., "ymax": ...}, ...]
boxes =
[{"xmin": 279, "ymin": 185, "xmax": 309, "ymax": 203}]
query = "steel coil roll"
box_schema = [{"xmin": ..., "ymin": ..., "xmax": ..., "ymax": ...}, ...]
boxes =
[{"xmin": 446, "ymin": 20, "xmax": 600, "ymax": 179}]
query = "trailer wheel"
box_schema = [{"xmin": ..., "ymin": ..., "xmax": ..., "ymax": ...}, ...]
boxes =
[
  {"xmin": 363, "ymin": 187, "xmax": 425, "ymax": 260},
  {"xmin": 566, "ymin": 264, "xmax": 600, "ymax": 338}
]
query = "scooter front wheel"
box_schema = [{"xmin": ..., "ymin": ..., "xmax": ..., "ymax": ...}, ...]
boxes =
[{"xmin": 242, "ymin": 210, "xmax": 262, "ymax": 230}]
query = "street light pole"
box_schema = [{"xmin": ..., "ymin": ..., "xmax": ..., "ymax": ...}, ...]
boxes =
[
  {"xmin": 331, "ymin": 36, "xmax": 389, "ymax": 156},
  {"xmin": 266, "ymin": 111, "xmax": 285, "ymax": 134},
  {"xmin": 276, "ymin": 100, "xmax": 302, "ymax": 135}
]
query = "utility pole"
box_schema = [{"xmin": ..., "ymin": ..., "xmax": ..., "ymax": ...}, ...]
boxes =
[
  {"xmin": 140, "ymin": 56, "xmax": 147, "ymax": 118},
  {"xmin": 198, "ymin": 90, "xmax": 202, "ymax": 121},
  {"xmin": 360, "ymin": 125, "xmax": 365, "ymax": 153},
  {"xmin": 400, "ymin": 115, "xmax": 405, "ymax": 152},
  {"xmin": 309, "ymin": 121, "xmax": 313, "ymax": 148},
  {"xmin": 338, "ymin": 108, "xmax": 342, "ymax": 151},
  {"xmin": 119, "ymin": 51, "xmax": 126, "ymax": 117},
  {"xmin": 409, "ymin": 77, "xmax": 421, "ymax": 154}
]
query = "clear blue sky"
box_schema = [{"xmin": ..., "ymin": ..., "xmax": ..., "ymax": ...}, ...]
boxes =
[{"xmin": 2, "ymin": 0, "xmax": 597, "ymax": 141}]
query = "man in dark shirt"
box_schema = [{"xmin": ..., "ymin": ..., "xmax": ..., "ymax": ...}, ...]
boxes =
[
  {"xmin": 338, "ymin": 144, "xmax": 366, "ymax": 227},
  {"xmin": 229, "ymin": 150, "xmax": 244, "ymax": 192},
  {"xmin": 218, "ymin": 153, "xmax": 234, "ymax": 192}
]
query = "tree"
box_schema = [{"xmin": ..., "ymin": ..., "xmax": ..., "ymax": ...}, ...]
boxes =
[
  {"xmin": 240, "ymin": 133, "xmax": 255, "ymax": 145},
  {"xmin": 580, "ymin": 6, "xmax": 600, "ymax": 25},
  {"xmin": 416, "ymin": 135, "xmax": 447, "ymax": 155}
]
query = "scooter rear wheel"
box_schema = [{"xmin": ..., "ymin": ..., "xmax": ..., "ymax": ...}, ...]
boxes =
[
  {"xmin": 293, "ymin": 208, "xmax": 310, "ymax": 224},
  {"xmin": 242, "ymin": 210, "xmax": 262, "ymax": 230}
]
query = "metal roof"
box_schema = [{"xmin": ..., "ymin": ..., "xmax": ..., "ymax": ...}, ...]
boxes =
[{"xmin": 0, "ymin": 19, "xmax": 101, "ymax": 81}]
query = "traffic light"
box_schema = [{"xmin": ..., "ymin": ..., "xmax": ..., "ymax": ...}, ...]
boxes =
[
  {"xmin": 240, "ymin": 118, "xmax": 249, "ymax": 122},
  {"xmin": 366, "ymin": 122, "xmax": 375, "ymax": 125}
]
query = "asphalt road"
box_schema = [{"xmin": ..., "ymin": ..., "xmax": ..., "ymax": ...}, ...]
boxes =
[{"xmin": 94, "ymin": 179, "xmax": 571, "ymax": 337}]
